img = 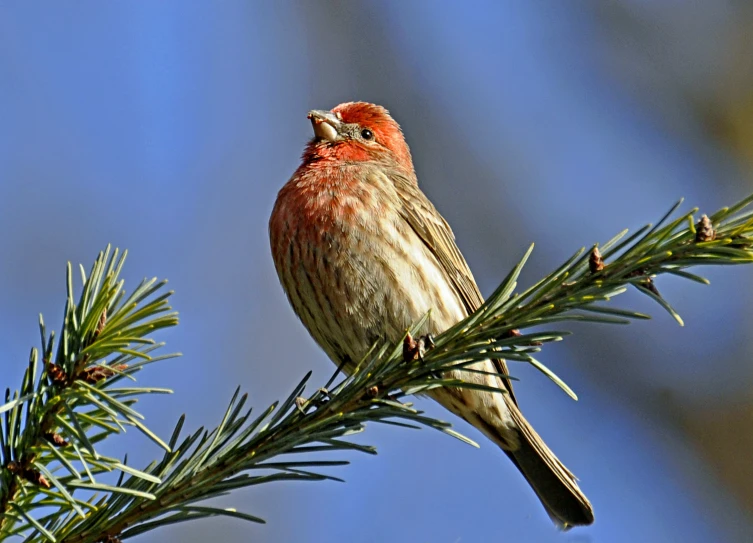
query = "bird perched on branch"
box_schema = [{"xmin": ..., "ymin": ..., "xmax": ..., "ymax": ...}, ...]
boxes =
[{"xmin": 269, "ymin": 101, "xmax": 593, "ymax": 528}]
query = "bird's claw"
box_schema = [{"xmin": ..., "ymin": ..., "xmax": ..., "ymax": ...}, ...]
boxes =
[{"xmin": 403, "ymin": 332, "xmax": 435, "ymax": 362}]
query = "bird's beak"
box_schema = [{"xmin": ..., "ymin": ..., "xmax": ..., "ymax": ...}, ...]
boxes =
[{"xmin": 308, "ymin": 110, "xmax": 342, "ymax": 142}]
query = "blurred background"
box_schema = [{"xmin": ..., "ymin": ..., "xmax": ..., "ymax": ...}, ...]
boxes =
[{"xmin": 2, "ymin": 1, "xmax": 753, "ymax": 541}]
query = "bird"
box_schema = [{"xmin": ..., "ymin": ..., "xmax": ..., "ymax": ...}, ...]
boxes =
[{"xmin": 269, "ymin": 101, "xmax": 594, "ymax": 527}]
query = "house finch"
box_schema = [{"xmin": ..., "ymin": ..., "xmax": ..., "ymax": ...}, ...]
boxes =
[{"xmin": 269, "ymin": 102, "xmax": 594, "ymax": 527}]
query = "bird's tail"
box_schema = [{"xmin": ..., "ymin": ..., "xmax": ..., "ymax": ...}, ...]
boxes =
[
  {"xmin": 494, "ymin": 396, "xmax": 594, "ymax": 528},
  {"xmin": 428, "ymin": 372, "xmax": 593, "ymax": 527}
]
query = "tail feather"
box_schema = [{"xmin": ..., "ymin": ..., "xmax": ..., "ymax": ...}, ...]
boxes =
[{"xmin": 501, "ymin": 395, "xmax": 594, "ymax": 528}]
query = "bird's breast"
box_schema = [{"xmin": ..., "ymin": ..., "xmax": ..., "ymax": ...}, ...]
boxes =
[{"xmin": 270, "ymin": 168, "xmax": 466, "ymax": 363}]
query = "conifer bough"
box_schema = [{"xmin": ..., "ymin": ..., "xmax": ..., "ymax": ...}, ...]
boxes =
[{"xmin": 2, "ymin": 193, "xmax": 753, "ymax": 541}]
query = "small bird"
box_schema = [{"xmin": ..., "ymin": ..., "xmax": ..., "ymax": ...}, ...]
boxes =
[{"xmin": 269, "ymin": 102, "xmax": 594, "ymax": 527}]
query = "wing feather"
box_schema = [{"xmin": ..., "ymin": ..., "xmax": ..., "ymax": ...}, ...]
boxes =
[{"xmin": 388, "ymin": 171, "xmax": 517, "ymax": 402}]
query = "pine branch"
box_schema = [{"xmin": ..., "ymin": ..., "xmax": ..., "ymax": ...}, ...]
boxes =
[
  {"xmin": 2, "ymin": 195, "xmax": 753, "ymax": 541},
  {"xmin": 0, "ymin": 247, "xmax": 179, "ymax": 542},
  {"xmin": 427, "ymin": 196, "xmax": 753, "ymax": 398}
]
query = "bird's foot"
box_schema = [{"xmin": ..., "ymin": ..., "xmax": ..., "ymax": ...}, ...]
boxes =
[{"xmin": 403, "ymin": 332, "xmax": 435, "ymax": 363}]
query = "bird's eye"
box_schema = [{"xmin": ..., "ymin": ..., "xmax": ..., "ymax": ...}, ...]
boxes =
[{"xmin": 360, "ymin": 129, "xmax": 374, "ymax": 140}]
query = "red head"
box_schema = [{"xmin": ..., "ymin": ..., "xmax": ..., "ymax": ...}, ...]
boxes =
[{"xmin": 303, "ymin": 102, "xmax": 414, "ymax": 174}]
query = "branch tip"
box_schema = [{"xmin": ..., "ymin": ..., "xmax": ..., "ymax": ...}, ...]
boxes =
[
  {"xmin": 695, "ymin": 214, "xmax": 716, "ymax": 242},
  {"xmin": 589, "ymin": 246, "xmax": 605, "ymax": 273}
]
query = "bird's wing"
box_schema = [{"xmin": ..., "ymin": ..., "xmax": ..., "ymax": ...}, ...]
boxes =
[
  {"xmin": 387, "ymin": 173, "xmax": 593, "ymax": 527},
  {"xmin": 388, "ymin": 171, "xmax": 517, "ymax": 402}
]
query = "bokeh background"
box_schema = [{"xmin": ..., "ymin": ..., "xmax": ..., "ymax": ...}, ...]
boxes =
[{"xmin": 2, "ymin": 1, "xmax": 753, "ymax": 542}]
